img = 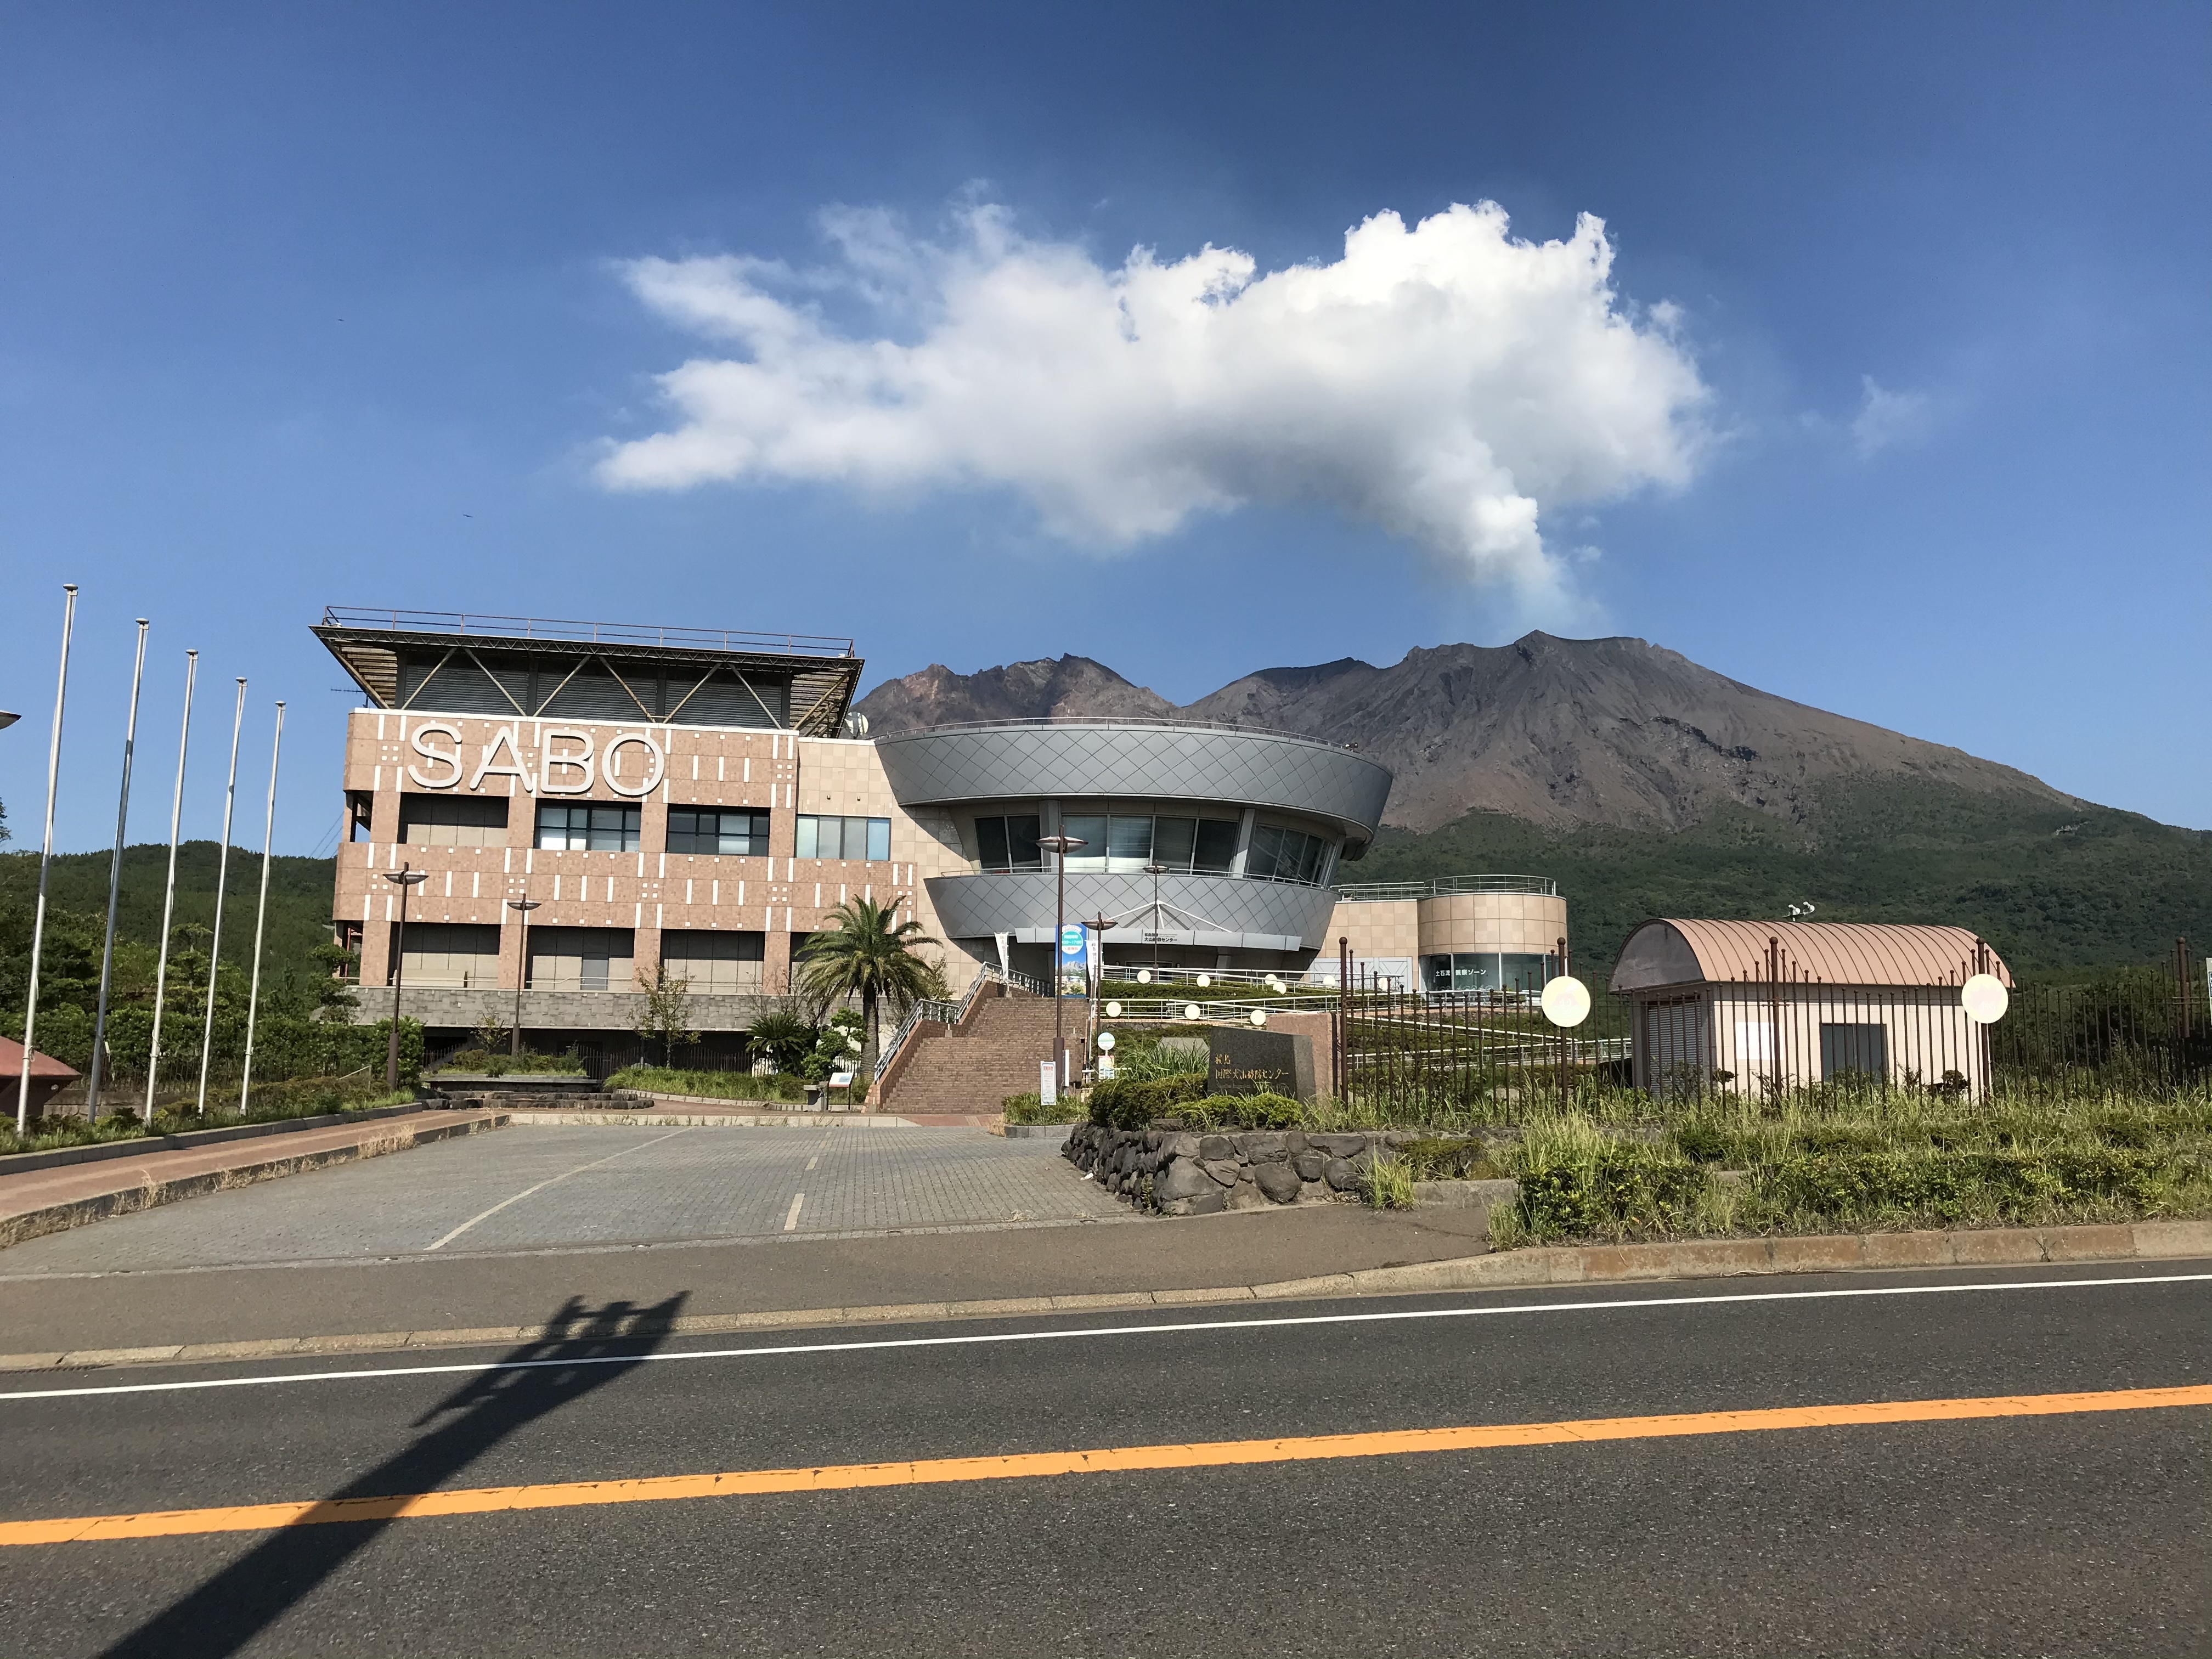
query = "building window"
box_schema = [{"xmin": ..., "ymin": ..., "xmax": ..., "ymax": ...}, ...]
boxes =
[
  {"xmin": 393, "ymin": 922, "xmax": 503, "ymax": 988},
  {"xmin": 1054, "ymin": 814, "xmax": 1241, "ymax": 875},
  {"xmin": 535, "ymin": 802, "xmax": 641, "ymax": 851},
  {"xmin": 974, "ymin": 814, "xmax": 1044, "ymax": 872},
  {"xmin": 398, "ymin": 793, "xmax": 510, "ymax": 848},
  {"xmin": 796, "ymin": 814, "xmax": 890, "ymax": 861},
  {"xmin": 527, "ymin": 927, "xmax": 635, "ymax": 992},
  {"xmin": 1820, "ymin": 1023, "xmax": 1889, "ymax": 1080},
  {"xmin": 661, "ymin": 930, "xmax": 766, "ymax": 992},
  {"xmin": 1245, "ymin": 823, "xmax": 1333, "ymax": 885},
  {"xmin": 1420, "ymin": 952, "xmax": 1559, "ymax": 995},
  {"xmin": 667, "ymin": 808, "xmax": 771, "ymax": 856}
]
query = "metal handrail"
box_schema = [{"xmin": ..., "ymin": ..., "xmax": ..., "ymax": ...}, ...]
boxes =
[
  {"xmin": 873, "ymin": 963, "xmax": 1013, "ymax": 1081},
  {"xmin": 321, "ymin": 606, "xmax": 856, "ymax": 658},
  {"xmin": 1101, "ymin": 997, "xmax": 1341, "ymax": 1023},
  {"xmin": 885, "ymin": 715, "xmax": 1366, "ymax": 751},
  {"xmin": 1334, "ymin": 873, "xmax": 1559, "ymax": 901}
]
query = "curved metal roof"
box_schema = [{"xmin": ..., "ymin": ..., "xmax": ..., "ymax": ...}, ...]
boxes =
[
  {"xmin": 876, "ymin": 721, "xmax": 1394, "ymax": 850},
  {"xmin": 1610, "ymin": 920, "xmax": 2012, "ymax": 994}
]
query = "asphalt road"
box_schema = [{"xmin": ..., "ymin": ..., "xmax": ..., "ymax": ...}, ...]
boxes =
[{"xmin": 3, "ymin": 1262, "xmax": 2207, "ymax": 1657}]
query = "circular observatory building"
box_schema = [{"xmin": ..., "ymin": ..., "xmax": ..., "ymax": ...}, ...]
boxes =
[{"xmin": 876, "ymin": 718, "xmax": 1394, "ymax": 983}]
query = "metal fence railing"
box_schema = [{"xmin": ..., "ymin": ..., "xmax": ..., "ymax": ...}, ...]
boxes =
[
  {"xmin": 1340, "ymin": 947, "xmax": 2211, "ymax": 1114},
  {"xmin": 1333, "ymin": 873, "xmax": 1559, "ymax": 901}
]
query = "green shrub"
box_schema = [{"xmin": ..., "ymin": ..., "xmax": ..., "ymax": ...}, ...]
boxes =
[
  {"xmin": 1750, "ymin": 1148, "xmax": 2204, "ymax": 1229},
  {"xmin": 1513, "ymin": 1149, "xmax": 1711, "ymax": 1241},
  {"xmin": 1002, "ymin": 1091, "xmax": 1076, "ymax": 1125},
  {"xmin": 1171, "ymin": 1092, "xmax": 1304, "ymax": 1130},
  {"xmin": 1088, "ymin": 1073, "xmax": 1209, "ymax": 1129}
]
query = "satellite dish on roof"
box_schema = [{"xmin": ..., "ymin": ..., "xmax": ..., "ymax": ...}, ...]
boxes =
[
  {"xmin": 842, "ymin": 712, "xmax": 870, "ymax": 738},
  {"xmin": 1540, "ymin": 976, "xmax": 1592, "ymax": 1029},
  {"xmin": 1961, "ymin": 974, "xmax": 2009, "ymax": 1024}
]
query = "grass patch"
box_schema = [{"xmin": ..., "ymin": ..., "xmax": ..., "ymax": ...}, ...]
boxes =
[
  {"xmin": 1361, "ymin": 1156, "xmax": 1416, "ymax": 1210},
  {"xmin": 1486, "ymin": 1093, "xmax": 2212, "ymax": 1246},
  {"xmin": 603, "ymin": 1066, "xmax": 806, "ymax": 1104},
  {"xmin": 429, "ymin": 1048, "xmax": 589, "ymax": 1077}
]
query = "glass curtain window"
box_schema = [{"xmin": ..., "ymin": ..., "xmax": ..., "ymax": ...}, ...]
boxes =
[
  {"xmin": 1105, "ymin": 815, "xmax": 1154, "ymax": 872},
  {"xmin": 1153, "ymin": 817, "xmax": 1197, "ymax": 869},
  {"xmin": 795, "ymin": 815, "xmax": 892, "ymax": 861},
  {"xmin": 974, "ymin": 815, "xmax": 1043, "ymax": 872},
  {"xmin": 1245, "ymin": 823, "xmax": 1334, "ymax": 886},
  {"xmin": 661, "ymin": 930, "xmax": 766, "ymax": 992},
  {"xmin": 1060, "ymin": 815, "xmax": 1107, "ymax": 872},
  {"xmin": 393, "ymin": 923, "xmax": 502, "ymax": 987},
  {"xmin": 667, "ymin": 809, "xmax": 771, "ymax": 856},
  {"xmin": 527, "ymin": 928, "xmax": 635, "ymax": 992},
  {"xmin": 534, "ymin": 803, "xmax": 640, "ymax": 851},
  {"xmin": 398, "ymin": 794, "xmax": 510, "ymax": 848},
  {"xmin": 1192, "ymin": 820, "xmax": 1239, "ymax": 874}
]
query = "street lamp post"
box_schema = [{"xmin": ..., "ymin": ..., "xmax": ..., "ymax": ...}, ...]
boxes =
[
  {"xmin": 383, "ymin": 864, "xmax": 428, "ymax": 1091},
  {"xmin": 1142, "ymin": 862, "xmax": 1168, "ymax": 976},
  {"xmin": 1034, "ymin": 832, "xmax": 1087, "ymax": 1092},
  {"xmin": 507, "ymin": 897, "xmax": 542, "ymax": 1058}
]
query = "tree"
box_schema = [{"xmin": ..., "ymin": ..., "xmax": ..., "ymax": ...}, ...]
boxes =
[
  {"xmin": 746, "ymin": 1005, "xmax": 817, "ymax": 1075},
  {"xmin": 633, "ymin": 963, "xmax": 699, "ymax": 1066},
  {"xmin": 792, "ymin": 896, "xmax": 940, "ymax": 1074}
]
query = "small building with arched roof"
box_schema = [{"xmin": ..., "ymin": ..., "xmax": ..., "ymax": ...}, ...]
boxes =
[{"xmin": 1609, "ymin": 920, "xmax": 2012, "ymax": 1099}]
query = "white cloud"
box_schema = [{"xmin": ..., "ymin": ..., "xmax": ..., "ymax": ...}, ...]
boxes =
[
  {"xmin": 597, "ymin": 201, "xmax": 1710, "ymax": 612},
  {"xmin": 1850, "ymin": 376, "xmax": 1932, "ymax": 458}
]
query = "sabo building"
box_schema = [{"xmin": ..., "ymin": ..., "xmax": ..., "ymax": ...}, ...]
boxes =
[{"xmin": 321, "ymin": 609, "xmax": 1570, "ymax": 1062}]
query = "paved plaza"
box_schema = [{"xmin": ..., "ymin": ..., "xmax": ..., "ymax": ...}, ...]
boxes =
[{"xmin": 0, "ymin": 1123, "xmax": 1127, "ymax": 1276}]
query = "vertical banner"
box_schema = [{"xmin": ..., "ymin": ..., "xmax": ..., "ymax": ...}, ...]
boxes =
[{"xmin": 1058, "ymin": 923, "xmax": 1087, "ymax": 998}]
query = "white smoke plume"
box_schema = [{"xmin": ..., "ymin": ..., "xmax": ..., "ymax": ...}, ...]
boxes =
[{"xmin": 598, "ymin": 201, "xmax": 1709, "ymax": 609}]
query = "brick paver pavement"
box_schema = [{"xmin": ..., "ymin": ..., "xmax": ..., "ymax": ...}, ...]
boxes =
[{"xmin": 0, "ymin": 1124, "xmax": 1125, "ymax": 1274}]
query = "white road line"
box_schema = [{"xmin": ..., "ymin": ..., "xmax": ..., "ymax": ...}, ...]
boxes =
[
  {"xmin": 423, "ymin": 1131, "xmax": 692, "ymax": 1251},
  {"xmin": 783, "ymin": 1193, "xmax": 805, "ymax": 1232},
  {"xmin": 4, "ymin": 1273, "xmax": 2205, "ymax": 1403}
]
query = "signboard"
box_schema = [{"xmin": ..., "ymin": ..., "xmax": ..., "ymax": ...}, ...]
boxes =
[{"xmin": 1206, "ymin": 1026, "xmax": 1316, "ymax": 1102}]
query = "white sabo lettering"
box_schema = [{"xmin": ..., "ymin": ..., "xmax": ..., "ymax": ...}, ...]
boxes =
[
  {"xmin": 405, "ymin": 721, "xmax": 463, "ymax": 789},
  {"xmin": 602, "ymin": 731, "xmax": 666, "ymax": 798},
  {"xmin": 469, "ymin": 725, "xmax": 537, "ymax": 794},
  {"xmin": 539, "ymin": 729, "xmax": 595, "ymax": 794}
]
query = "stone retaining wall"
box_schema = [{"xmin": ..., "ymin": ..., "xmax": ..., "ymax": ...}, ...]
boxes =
[{"xmin": 1064, "ymin": 1123, "xmax": 1426, "ymax": 1215}]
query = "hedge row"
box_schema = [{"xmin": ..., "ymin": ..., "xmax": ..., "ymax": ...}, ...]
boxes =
[{"xmin": 1513, "ymin": 1146, "xmax": 2212, "ymax": 1241}]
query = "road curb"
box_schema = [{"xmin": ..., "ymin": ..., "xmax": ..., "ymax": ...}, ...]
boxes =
[
  {"xmin": 0, "ymin": 1112, "xmax": 509, "ymax": 1252},
  {"xmin": 5, "ymin": 1217, "xmax": 2205, "ymax": 1375}
]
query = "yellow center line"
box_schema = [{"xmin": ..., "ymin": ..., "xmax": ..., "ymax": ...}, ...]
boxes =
[{"xmin": 7, "ymin": 1384, "xmax": 2207, "ymax": 1548}]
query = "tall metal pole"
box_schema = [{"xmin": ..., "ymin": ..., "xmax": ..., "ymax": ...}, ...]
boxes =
[
  {"xmin": 236, "ymin": 702, "xmax": 285, "ymax": 1113},
  {"xmin": 85, "ymin": 619, "xmax": 151, "ymax": 1118},
  {"xmin": 507, "ymin": 896, "xmax": 540, "ymax": 1057},
  {"xmin": 384, "ymin": 864, "xmax": 427, "ymax": 1090},
  {"xmin": 15, "ymin": 585, "xmax": 77, "ymax": 1136},
  {"xmin": 1032, "ymin": 833, "xmax": 1084, "ymax": 1092},
  {"xmin": 142, "ymin": 650, "xmax": 198, "ymax": 1120},
  {"xmin": 194, "ymin": 679, "xmax": 247, "ymax": 1114}
]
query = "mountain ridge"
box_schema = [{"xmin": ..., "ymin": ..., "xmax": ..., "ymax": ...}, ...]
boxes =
[{"xmin": 855, "ymin": 632, "xmax": 2081, "ymax": 836}]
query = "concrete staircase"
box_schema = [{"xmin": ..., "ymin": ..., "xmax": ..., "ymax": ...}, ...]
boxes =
[{"xmin": 881, "ymin": 993, "xmax": 1068, "ymax": 1114}]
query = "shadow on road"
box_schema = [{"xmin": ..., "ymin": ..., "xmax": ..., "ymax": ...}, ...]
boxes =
[{"xmin": 100, "ymin": 1292, "xmax": 689, "ymax": 1659}]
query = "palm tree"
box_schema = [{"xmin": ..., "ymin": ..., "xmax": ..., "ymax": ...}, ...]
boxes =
[{"xmin": 793, "ymin": 896, "xmax": 940, "ymax": 1076}]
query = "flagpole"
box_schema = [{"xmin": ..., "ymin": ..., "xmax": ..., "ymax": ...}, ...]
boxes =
[
  {"xmin": 142, "ymin": 650, "xmax": 199, "ymax": 1121},
  {"xmin": 236, "ymin": 702, "xmax": 285, "ymax": 1113},
  {"xmin": 85, "ymin": 619, "xmax": 150, "ymax": 1118},
  {"xmin": 194, "ymin": 679, "xmax": 247, "ymax": 1115},
  {"xmin": 15, "ymin": 584, "xmax": 77, "ymax": 1136}
]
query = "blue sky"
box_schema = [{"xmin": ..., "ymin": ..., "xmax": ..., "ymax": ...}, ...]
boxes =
[{"xmin": 1, "ymin": 1, "xmax": 2205, "ymax": 856}]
